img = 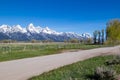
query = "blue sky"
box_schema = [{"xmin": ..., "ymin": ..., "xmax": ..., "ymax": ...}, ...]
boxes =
[{"xmin": 0, "ymin": 0, "xmax": 120, "ymax": 34}]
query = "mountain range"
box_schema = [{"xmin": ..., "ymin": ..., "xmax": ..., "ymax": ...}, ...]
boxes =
[{"xmin": 0, "ymin": 23, "xmax": 91, "ymax": 41}]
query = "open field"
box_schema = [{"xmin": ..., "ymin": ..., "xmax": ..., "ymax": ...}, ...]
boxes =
[
  {"xmin": 0, "ymin": 43, "xmax": 106, "ymax": 62},
  {"xmin": 29, "ymin": 55, "xmax": 120, "ymax": 80}
]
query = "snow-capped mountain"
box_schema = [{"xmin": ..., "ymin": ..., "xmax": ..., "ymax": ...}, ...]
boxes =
[
  {"xmin": 0, "ymin": 23, "xmax": 91, "ymax": 41},
  {"xmin": 12, "ymin": 25, "xmax": 27, "ymax": 33},
  {"xmin": 0, "ymin": 25, "xmax": 11, "ymax": 33},
  {"xmin": 27, "ymin": 23, "xmax": 39, "ymax": 33}
]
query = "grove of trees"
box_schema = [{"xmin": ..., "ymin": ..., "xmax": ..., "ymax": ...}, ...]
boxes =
[
  {"xmin": 93, "ymin": 19, "xmax": 120, "ymax": 45},
  {"xmin": 93, "ymin": 29, "xmax": 105, "ymax": 44}
]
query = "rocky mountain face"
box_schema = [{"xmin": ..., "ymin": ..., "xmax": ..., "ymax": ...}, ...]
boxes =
[{"xmin": 0, "ymin": 23, "xmax": 91, "ymax": 41}]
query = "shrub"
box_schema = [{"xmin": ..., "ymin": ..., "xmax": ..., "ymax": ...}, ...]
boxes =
[
  {"xmin": 69, "ymin": 39, "xmax": 79, "ymax": 43},
  {"xmin": 105, "ymin": 55, "xmax": 120, "ymax": 65},
  {"xmin": 94, "ymin": 66, "xmax": 116, "ymax": 80}
]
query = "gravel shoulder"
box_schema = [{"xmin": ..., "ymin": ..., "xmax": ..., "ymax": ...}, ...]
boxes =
[{"xmin": 0, "ymin": 46, "xmax": 120, "ymax": 80}]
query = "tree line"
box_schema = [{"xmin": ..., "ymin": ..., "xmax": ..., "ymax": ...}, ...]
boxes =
[{"xmin": 93, "ymin": 19, "xmax": 120, "ymax": 45}]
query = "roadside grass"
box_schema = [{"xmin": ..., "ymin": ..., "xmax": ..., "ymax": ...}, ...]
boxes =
[
  {"xmin": 0, "ymin": 48, "xmax": 60, "ymax": 62},
  {"xmin": 0, "ymin": 43, "xmax": 109, "ymax": 62},
  {"xmin": 29, "ymin": 55, "xmax": 120, "ymax": 80}
]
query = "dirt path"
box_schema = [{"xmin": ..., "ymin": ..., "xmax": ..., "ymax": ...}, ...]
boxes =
[{"xmin": 0, "ymin": 46, "xmax": 120, "ymax": 80}]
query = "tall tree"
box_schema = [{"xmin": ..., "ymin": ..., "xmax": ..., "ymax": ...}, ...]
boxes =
[
  {"xmin": 93, "ymin": 30, "xmax": 98, "ymax": 44},
  {"xmin": 106, "ymin": 19, "xmax": 120, "ymax": 44},
  {"xmin": 98, "ymin": 30, "xmax": 101, "ymax": 44},
  {"xmin": 101, "ymin": 29, "xmax": 104, "ymax": 44},
  {"xmin": 106, "ymin": 26, "xmax": 109, "ymax": 40}
]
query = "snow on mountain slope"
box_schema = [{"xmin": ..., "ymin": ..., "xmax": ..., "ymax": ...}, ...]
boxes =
[
  {"xmin": 82, "ymin": 33, "xmax": 91, "ymax": 38},
  {"xmin": 27, "ymin": 23, "xmax": 40, "ymax": 33},
  {"xmin": 42, "ymin": 27, "xmax": 60, "ymax": 35},
  {"xmin": 11, "ymin": 25, "xmax": 27, "ymax": 33},
  {"xmin": 0, "ymin": 23, "xmax": 91, "ymax": 41},
  {"xmin": 0, "ymin": 25, "xmax": 11, "ymax": 33},
  {"xmin": 35, "ymin": 26, "xmax": 43, "ymax": 32}
]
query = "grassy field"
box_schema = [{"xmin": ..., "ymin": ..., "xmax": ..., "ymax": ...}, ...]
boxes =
[
  {"xmin": 29, "ymin": 55, "xmax": 120, "ymax": 80},
  {"xmin": 0, "ymin": 43, "xmax": 108, "ymax": 62}
]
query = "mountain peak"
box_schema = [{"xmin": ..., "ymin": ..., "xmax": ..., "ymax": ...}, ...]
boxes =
[
  {"xmin": 1, "ymin": 24, "xmax": 10, "ymax": 28},
  {"xmin": 0, "ymin": 23, "xmax": 91, "ymax": 41},
  {"xmin": 27, "ymin": 23, "xmax": 41, "ymax": 33},
  {"xmin": 12, "ymin": 25, "xmax": 27, "ymax": 33},
  {"xmin": 45, "ymin": 27, "xmax": 50, "ymax": 30},
  {"xmin": 0, "ymin": 24, "xmax": 11, "ymax": 33},
  {"xmin": 14, "ymin": 25, "xmax": 22, "ymax": 29},
  {"xmin": 29, "ymin": 23, "xmax": 34, "ymax": 27},
  {"xmin": 82, "ymin": 33, "xmax": 91, "ymax": 38}
]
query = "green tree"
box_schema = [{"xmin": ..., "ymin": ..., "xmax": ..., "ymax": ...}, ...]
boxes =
[
  {"xmin": 31, "ymin": 39, "xmax": 37, "ymax": 43},
  {"xmin": 86, "ymin": 38, "xmax": 92, "ymax": 44},
  {"xmin": 106, "ymin": 26, "xmax": 109, "ymax": 40},
  {"xmin": 106, "ymin": 19, "xmax": 120, "ymax": 44},
  {"xmin": 69, "ymin": 39, "xmax": 79, "ymax": 43}
]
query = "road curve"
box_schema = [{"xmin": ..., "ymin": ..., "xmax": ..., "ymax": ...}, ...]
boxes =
[{"xmin": 0, "ymin": 46, "xmax": 120, "ymax": 80}]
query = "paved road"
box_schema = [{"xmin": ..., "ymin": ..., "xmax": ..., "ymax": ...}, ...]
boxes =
[{"xmin": 0, "ymin": 46, "xmax": 120, "ymax": 80}]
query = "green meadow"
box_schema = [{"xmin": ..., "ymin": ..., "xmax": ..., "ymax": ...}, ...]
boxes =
[{"xmin": 0, "ymin": 43, "xmax": 106, "ymax": 62}]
